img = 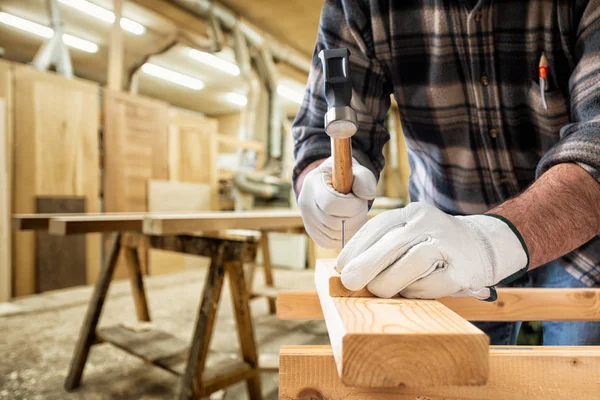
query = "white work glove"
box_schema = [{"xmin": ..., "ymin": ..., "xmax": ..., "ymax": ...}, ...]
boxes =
[
  {"xmin": 298, "ymin": 157, "xmax": 377, "ymax": 249},
  {"xmin": 336, "ymin": 202, "xmax": 529, "ymax": 300}
]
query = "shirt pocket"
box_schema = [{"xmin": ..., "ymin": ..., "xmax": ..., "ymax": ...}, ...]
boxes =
[{"xmin": 527, "ymin": 80, "xmax": 570, "ymax": 137}]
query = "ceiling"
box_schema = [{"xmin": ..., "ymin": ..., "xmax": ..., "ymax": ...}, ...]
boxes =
[
  {"xmin": 217, "ymin": 0, "xmax": 323, "ymax": 56},
  {"xmin": 0, "ymin": 0, "xmax": 320, "ymax": 116}
]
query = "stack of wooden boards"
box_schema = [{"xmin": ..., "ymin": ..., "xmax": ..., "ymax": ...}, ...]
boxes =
[{"xmin": 277, "ymin": 259, "xmax": 600, "ymax": 399}]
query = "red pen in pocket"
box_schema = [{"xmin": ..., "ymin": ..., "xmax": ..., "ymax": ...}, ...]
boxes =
[{"xmin": 539, "ymin": 53, "xmax": 549, "ymax": 110}]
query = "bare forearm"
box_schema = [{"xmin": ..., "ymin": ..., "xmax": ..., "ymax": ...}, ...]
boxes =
[{"xmin": 488, "ymin": 163, "xmax": 600, "ymax": 269}]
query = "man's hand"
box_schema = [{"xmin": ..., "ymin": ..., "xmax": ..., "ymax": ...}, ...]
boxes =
[
  {"xmin": 336, "ymin": 202, "xmax": 529, "ymax": 300},
  {"xmin": 298, "ymin": 157, "xmax": 377, "ymax": 249}
]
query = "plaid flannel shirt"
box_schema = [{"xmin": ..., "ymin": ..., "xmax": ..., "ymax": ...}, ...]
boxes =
[{"xmin": 292, "ymin": 0, "xmax": 600, "ymax": 286}]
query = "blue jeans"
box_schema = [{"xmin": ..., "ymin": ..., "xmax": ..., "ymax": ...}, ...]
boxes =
[{"xmin": 473, "ymin": 260, "xmax": 600, "ymax": 345}]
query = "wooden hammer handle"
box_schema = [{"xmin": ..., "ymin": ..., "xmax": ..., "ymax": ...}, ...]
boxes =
[{"xmin": 332, "ymin": 138, "xmax": 353, "ymax": 194}]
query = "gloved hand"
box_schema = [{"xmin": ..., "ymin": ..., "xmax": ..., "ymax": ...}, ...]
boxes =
[
  {"xmin": 298, "ymin": 157, "xmax": 377, "ymax": 249},
  {"xmin": 336, "ymin": 202, "xmax": 529, "ymax": 300}
]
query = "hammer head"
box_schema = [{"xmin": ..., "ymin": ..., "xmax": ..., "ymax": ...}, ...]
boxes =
[{"xmin": 318, "ymin": 48, "xmax": 358, "ymax": 140}]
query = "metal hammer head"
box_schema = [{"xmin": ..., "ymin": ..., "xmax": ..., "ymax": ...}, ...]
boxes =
[{"xmin": 318, "ymin": 48, "xmax": 358, "ymax": 140}]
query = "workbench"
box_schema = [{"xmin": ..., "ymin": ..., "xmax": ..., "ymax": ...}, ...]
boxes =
[
  {"xmin": 13, "ymin": 210, "xmax": 306, "ymax": 400},
  {"xmin": 277, "ymin": 259, "xmax": 600, "ymax": 399}
]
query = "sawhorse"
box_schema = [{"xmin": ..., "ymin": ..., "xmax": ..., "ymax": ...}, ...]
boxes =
[{"xmin": 64, "ymin": 231, "xmax": 262, "ymax": 399}]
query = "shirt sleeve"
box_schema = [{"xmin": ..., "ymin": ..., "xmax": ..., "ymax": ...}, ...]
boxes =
[
  {"xmin": 291, "ymin": 0, "xmax": 393, "ymax": 192},
  {"xmin": 537, "ymin": 0, "xmax": 600, "ymax": 182}
]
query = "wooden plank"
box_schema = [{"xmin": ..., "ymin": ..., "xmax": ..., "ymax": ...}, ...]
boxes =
[
  {"xmin": 143, "ymin": 210, "xmax": 305, "ymax": 234},
  {"xmin": 148, "ymin": 180, "xmax": 213, "ymax": 213},
  {"xmin": 0, "ymin": 60, "xmax": 13, "ymax": 302},
  {"xmin": 277, "ymin": 291, "xmax": 323, "ymax": 320},
  {"xmin": 13, "ymin": 66, "xmax": 100, "ymax": 295},
  {"xmin": 148, "ymin": 179, "xmax": 213, "ymax": 276},
  {"xmin": 104, "ymin": 90, "xmax": 169, "ymax": 213},
  {"xmin": 277, "ymin": 289, "xmax": 600, "ymax": 322},
  {"xmin": 48, "ymin": 214, "xmax": 145, "ymax": 235},
  {"xmin": 35, "ymin": 197, "xmax": 87, "ymax": 292},
  {"xmin": 107, "ymin": 0, "xmax": 124, "ymax": 91},
  {"xmin": 315, "ymin": 259, "xmax": 489, "ymax": 388},
  {"xmin": 322, "ymin": 259, "xmax": 600, "ymax": 321},
  {"xmin": 97, "ymin": 325, "xmax": 188, "ymax": 364},
  {"xmin": 279, "ymin": 345, "xmax": 600, "ymax": 400},
  {"xmin": 0, "ymin": 97, "xmax": 10, "ymax": 301},
  {"xmin": 168, "ymin": 108, "xmax": 219, "ymax": 210}
]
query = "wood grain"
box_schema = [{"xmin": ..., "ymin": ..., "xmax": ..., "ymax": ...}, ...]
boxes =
[
  {"xmin": 279, "ymin": 345, "xmax": 600, "ymax": 400},
  {"xmin": 103, "ymin": 90, "xmax": 169, "ymax": 213},
  {"xmin": 320, "ymin": 258, "xmax": 600, "ymax": 321},
  {"xmin": 277, "ymin": 291, "xmax": 323, "ymax": 320},
  {"xmin": 315, "ymin": 259, "xmax": 489, "ymax": 388},
  {"xmin": 0, "ymin": 97, "xmax": 10, "ymax": 301},
  {"xmin": 147, "ymin": 179, "xmax": 212, "ymax": 276},
  {"xmin": 35, "ymin": 197, "xmax": 87, "ymax": 292},
  {"xmin": 48, "ymin": 214, "xmax": 145, "ymax": 235},
  {"xmin": 168, "ymin": 108, "xmax": 219, "ymax": 210},
  {"xmin": 0, "ymin": 60, "xmax": 13, "ymax": 301},
  {"xmin": 278, "ymin": 289, "xmax": 600, "ymax": 322},
  {"xmin": 13, "ymin": 66, "xmax": 100, "ymax": 295},
  {"xmin": 143, "ymin": 210, "xmax": 305, "ymax": 234},
  {"xmin": 331, "ymin": 138, "xmax": 353, "ymax": 194}
]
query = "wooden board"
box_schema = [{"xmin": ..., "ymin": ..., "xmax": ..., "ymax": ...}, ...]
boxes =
[
  {"xmin": 103, "ymin": 90, "xmax": 169, "ymax": 213},
  {"xmin": 0, "ymin": 97, "xmax": 9, "ymax": 301},
  {"xmin": 168, "ymin": 107, "xmax": 219, "ymax": 210},
  {"xmin": 35, "ymin": 197, "xmax": 87, "ymax": 292},
  {"xmin": 48, "ymin": 214, "xmax": 145, "ymax": 235},
  {"xmin": 278, "ymin": 287, "xmax": 600, "ymax": 322},
  {"xmin": 13, "ymin": 66, "xmax": 100, "ymax": 296},
  {"xmin": 279, "ymin": 345, "xmax": 600, "ymax": 400},
  {"xmin": 315, "ymin": 259, "xmax": 489, "ymax": 388},
  {"xmin": 148, "ymin": 180, "xmax": 213, "ymax": 213},
  {"xmin": 143, "ymin": 210, "xmax": 305, "ymax": 234},
  {"xmin": 0, "ymin": 60, "xmax": 13, "ymax": 301},
  {"xmin": 147, "ymin": 179, "xmax": 212, "ymax": 276}
]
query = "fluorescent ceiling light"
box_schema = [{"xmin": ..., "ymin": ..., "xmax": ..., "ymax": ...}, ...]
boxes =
[
  {"xmin": 58, "ymin": 0, "xmax": 146, "ymax": 35},
  {"xmin": 0, "ymin": 12, "xmax": 53, "ymax": 38},
  {"xmin": 188, "ymin": 49, "xmax": 240, "ymax": 76},
  {"xmin": 62, "ymin": 33, "xmax": 99, "ymax": 53},
  {"xmin": 141, "ymin": 63, "xmax": 205, "ymax": 90},
  {"xmin": 225, "ymin": 92, "xmax": 248, "ymax": 107},
  {"xmin": 0, "ymin": 12, "xmax": 98, "ymax": 53},
  {"xmin": 277, "ymin": 84, "xmax": 304, "ymax": 105}
]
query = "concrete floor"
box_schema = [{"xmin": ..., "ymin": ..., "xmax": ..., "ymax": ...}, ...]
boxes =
[{"xmin": 0, "ymin": 266, "xmax": 328, "ymax": 399}]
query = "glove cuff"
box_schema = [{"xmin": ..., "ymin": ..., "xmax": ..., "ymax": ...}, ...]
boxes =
[
  {"xmin": 484, "ymin": 214, "xmax": 530, "ymax": 284},
  {"xmin": 477, "ymin": 214, "xmax": 530, "ymax": 302}
]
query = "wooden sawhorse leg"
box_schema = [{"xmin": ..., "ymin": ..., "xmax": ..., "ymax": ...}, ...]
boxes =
[
  {"xmin": 65, "ymin": 232, "xmax": 151, "ymax": 390},
  {"xmin": 64, "ymin": 233, "xmax": 122, "ymax": 391},
  {"xmin": 259, "ymin": 232, "xmax": 276, "ymax": 314},
  {"xmin": 176, "ymin": 239, "xmax": 261, "ymax": 400}
]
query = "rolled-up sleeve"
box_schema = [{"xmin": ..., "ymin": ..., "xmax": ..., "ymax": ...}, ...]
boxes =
[
  {"xmin": 537, "ymin": 0, "xmax": 600, "ymax": 182},
  {"xmin": 291, "ymin": 0, "xmax": 393, "ymax": 192}
]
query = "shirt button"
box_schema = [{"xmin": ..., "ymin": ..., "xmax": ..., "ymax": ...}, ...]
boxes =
[
  {"xmin": 474, "ymin": 12, "xmax": 482, "ymax": 22},
  {"xmin": 490, "ymin": 128, "xmax": 498, "ymax": 138},
  {"xmin": 481, "ymin": 75, "xmax": 490, "ymax": 86}
]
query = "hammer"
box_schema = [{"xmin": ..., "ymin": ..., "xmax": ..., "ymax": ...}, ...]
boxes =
[{"xmin": 318, "ymin": 48, "xmax": 358, "ymax": 247}]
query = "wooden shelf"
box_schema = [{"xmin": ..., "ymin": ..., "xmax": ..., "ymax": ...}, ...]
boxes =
[{"xmin": 96, "ymin": 324, "xmax": 253, "ymax": 387}]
